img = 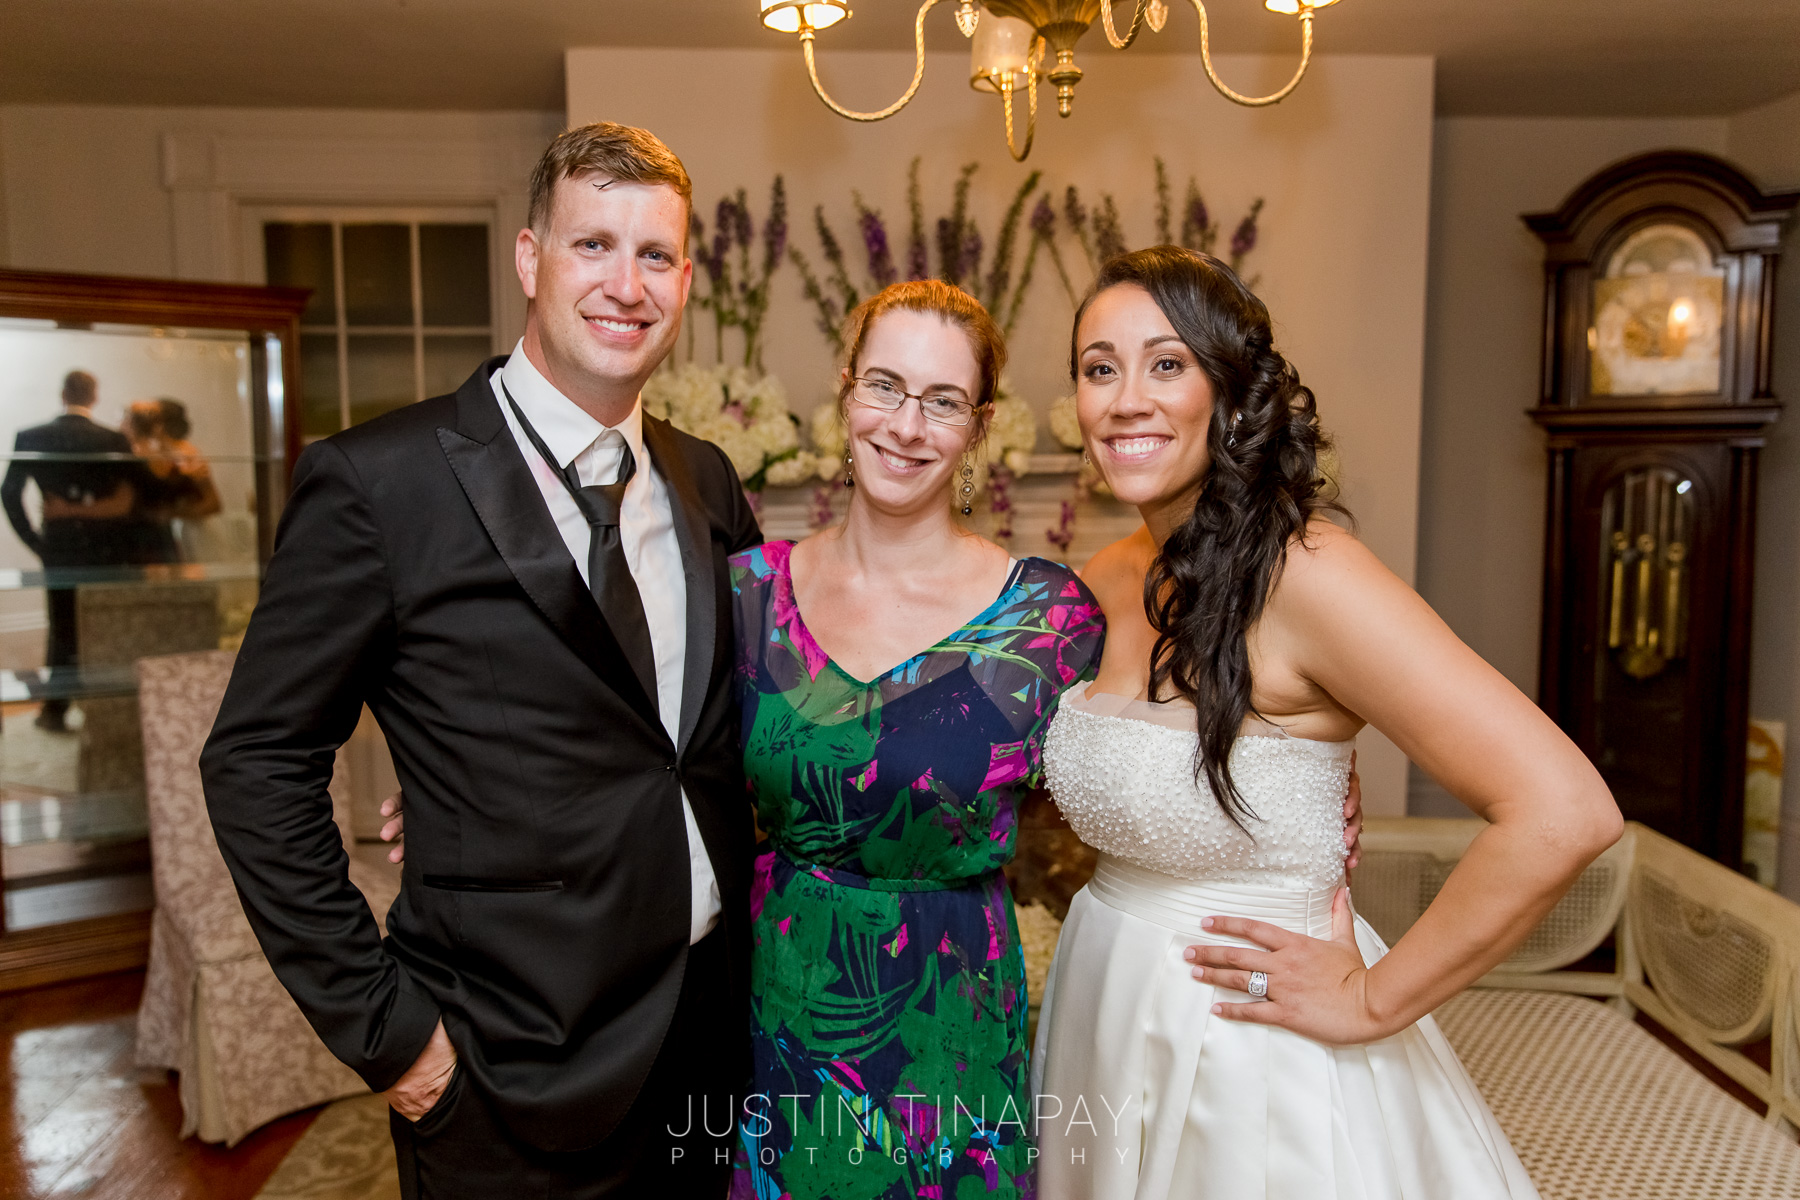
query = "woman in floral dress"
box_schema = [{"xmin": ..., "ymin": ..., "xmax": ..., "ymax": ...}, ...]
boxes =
[{"xmin": 730, "ymin": 280, "xmax": 1104, "ymax": 1200}]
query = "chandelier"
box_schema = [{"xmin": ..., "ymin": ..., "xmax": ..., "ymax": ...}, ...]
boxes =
[{"xmin": 758, "ymin": 0, "xmax": 1341, "ymax": 162}]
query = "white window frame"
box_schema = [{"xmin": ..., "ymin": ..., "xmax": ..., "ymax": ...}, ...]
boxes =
[{"xmin": 242, "ymin": 204, "xmax": 501, "ymax": 434}]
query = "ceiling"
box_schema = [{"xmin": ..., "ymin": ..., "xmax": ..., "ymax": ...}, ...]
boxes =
[{"xmin": 3, "ymin": 0, "xmax": 1797, "ymax": 118}]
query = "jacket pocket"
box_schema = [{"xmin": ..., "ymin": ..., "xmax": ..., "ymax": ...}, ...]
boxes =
[
  {"xmin": 409, "ymin": 1059, "xmax": 466, "ymax": 1137},
  {"xmin": 422, "ymin": 875, "xmax": 564, "ymax": 893}
]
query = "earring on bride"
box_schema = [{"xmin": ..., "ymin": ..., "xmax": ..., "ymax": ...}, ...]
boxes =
[
  {"xmin": 1225, "ymin": 410, "xmax": 1244, "ymax": 450},
  {"xmin": 959, "ymin": 455, "xmax": 975, "ymax": 517}
]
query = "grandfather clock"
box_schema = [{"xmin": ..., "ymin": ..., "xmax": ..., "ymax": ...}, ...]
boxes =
[{"xmin": 1528, "ymin": 151, "xmax": 1796, "ymax": 868}]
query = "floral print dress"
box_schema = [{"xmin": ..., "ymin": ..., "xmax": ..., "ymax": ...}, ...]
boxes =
[{"xmin": 728, "ymin": 541, "xmax": 1104, "ymax": 1200}]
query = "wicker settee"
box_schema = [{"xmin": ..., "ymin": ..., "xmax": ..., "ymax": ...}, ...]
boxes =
[{"xmin": 1358, "ymin": 818, "xmax": 1800, "ymax": 1200}]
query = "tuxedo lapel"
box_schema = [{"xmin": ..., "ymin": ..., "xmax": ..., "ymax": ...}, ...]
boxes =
[
  {"xmin": 640, "ymin": 414, "xmax": 715, "ymax": 755},
  {"xmin": 436, "ymin": 359, "xmax": 666, "ymax": 738}
]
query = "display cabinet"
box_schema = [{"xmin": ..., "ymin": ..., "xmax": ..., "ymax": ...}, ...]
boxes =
[
  {"xmin": 0, "ymin": 270, "xmax": 304, "ymax": 989},
  {"xmin": 1526, "ymin": 152, "xmax": 1797, "ymax": 868}
]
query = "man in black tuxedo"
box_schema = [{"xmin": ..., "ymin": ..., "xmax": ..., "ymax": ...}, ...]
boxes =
[
  {"xmin": 2, "ymin": 370, "xmax": 147, "ymax": 730},
  {"xmin": 202, "ymin": 124, "xmax": 760, "ymax": 1197}
]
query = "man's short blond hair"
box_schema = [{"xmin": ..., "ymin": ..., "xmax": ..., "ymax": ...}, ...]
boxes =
[{"xmin": 528, "ymin": 123, "xmax": 693, "ymax": 245}]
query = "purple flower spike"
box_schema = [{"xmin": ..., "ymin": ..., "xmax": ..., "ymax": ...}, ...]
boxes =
[
  {"xmin": 1063, "ymin": 186, "xmax": 1087, "ymax": 232},
  {"xmin": 860, "ymin": 208, "xmax": 896, "ymax": 287},
  {"xmin": 1231, "ymin": 218, "xmax": 1256, "ymax": 257},
  {"xmin": 733, "ymin": 191, "xmax": 754, "ymax": 249},
  {"xmin": 1231, "ymin": 198, "xmax": 1263, "ymax": 261},
  {"xmin": 1030, "ymin": 195, "xmax": 1055, "ymax": 238},
  {"xmin": 959, "ymin": 228, "xmax": 983, "ymax": 291},
  {"xmin": 762, "ymin": 177, "xmax": 788, "ymax": 272},
  {"xmin": 906, "ymin": 239, "xmax": 929, "ymax": 282}
]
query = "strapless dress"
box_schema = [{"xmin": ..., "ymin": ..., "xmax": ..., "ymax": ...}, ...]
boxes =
[{"xmin": 1029, "ymin": 686, "xmax": 1538, "ymax": 1199}]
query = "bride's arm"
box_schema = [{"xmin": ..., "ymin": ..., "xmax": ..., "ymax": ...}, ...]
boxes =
[{"xmin": 1190, "ymin": 523, "xmax": 1621, "ymax": 1044}]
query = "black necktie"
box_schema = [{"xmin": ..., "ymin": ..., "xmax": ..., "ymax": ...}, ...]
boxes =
[{"xmin": 504, "ymin": 386, "xmax": 659, "ymax": 713}]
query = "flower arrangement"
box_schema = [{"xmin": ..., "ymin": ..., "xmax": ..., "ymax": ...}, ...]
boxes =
[
  {"xmin": 1052, "ymin": 158, "xmax": 1264, "ymax": 303},
  {"xmin": 688, "ymin": 177, "xmax": 788, "ymax": 370},
  {"xmin": 1049, "ymin": 392, "xmax": 1082, "ymax": 453},
  {"xmin": 790, "ymin": 158, "xmax": 1056, "ymax": 349},
  {"xmin": 987, "ymin": 384, "xmax": 1038, "ymax": 478},
  {"xmin": 642, "ymin": 362, "xmax": 813, "ymax": 491},
  {"xmin": 978, "ymin": 381, "xmax": 1039, "ymax": 543},
  {"xmin": 1045, "ymin": 392, "xmax": 1109, "ymax": 555}
]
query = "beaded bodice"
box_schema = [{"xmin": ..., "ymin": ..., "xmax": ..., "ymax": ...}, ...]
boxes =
[{"xmin": 1043, "ymin": 687, "xmax": 1354, "ymax": 889}]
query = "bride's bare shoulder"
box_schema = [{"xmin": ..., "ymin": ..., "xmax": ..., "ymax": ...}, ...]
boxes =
[
  {"xmin": 1079, "ymin": 527, "xmax": 1155, "ymax": 605},
  {"xmin": 1275, "ymin": 516, "xmax": 1416, "ymax": 620}
]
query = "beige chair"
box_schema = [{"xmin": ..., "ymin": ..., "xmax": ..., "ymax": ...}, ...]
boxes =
[
  {"xmin": 1359, "ymin": 818, "xmax": 1800, "ymax": 1200},
  {"xmin": 133, "ymin": 649, "xmax": 403, "ymax": 1145}
]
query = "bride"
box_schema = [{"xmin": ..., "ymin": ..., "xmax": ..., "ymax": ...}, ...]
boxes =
[{"xmin": 1031, "ymin": 247, "xmax": 1622, "ymax": 1199}]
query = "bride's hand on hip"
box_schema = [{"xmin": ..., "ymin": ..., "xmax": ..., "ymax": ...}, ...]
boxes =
[
  {"xmin": 1183, "ymin": 887, "xmax": 1386, "ymax": 1045},
  {"xmin": 380, "ymin": 791, "xmax": 405, "ymax": 864}
]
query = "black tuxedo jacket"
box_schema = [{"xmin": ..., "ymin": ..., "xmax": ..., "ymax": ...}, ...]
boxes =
[
  {"xmin": 202, "ymin": 358, "xmax": 762, "ymax": 1152},
  {"xmin": 2, "ymin": 413, "xmax": 153, "ymax": 559}
]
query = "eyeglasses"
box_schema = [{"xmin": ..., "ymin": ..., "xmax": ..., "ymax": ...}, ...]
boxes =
[{"xmin": 851, "ymin": 376, "xmax": 978, "ymax": 426}]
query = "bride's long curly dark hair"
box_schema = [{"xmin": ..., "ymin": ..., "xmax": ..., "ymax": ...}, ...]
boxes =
[{"xmin": 1072, "ymin": 247, "xmax": 1347, "ymax": 828}]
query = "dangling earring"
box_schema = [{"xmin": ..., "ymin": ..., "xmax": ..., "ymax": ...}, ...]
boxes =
[
  {"xmin": 1224, "ymin": 411, "xmax": 1243, "ymax": 450},
  {"xmin": 959, "ymin": 455, "xmax": 975, "ymax": 517},
  {"xmin": 844, "ymin": 450, "xmax": 855, "ymax": 488},
  {"xmin": 1081, "ymin": 449, "xmax": 1091, "ymax": 466}
]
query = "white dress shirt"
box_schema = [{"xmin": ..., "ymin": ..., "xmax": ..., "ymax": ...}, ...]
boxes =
[{"xmin": 491, "ymin": 342, "xmax": 721, "ymax": 945}]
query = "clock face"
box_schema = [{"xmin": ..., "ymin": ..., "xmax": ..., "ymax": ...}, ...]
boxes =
[{"xmin": 1589, "ymin": 223, "xmax": 1724, "ymax": 397}]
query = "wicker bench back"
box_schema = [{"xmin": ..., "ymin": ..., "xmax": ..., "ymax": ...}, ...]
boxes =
[{"xmin": 1359, "ymin": 819, "xmax": 1800, "ymax": 1133}]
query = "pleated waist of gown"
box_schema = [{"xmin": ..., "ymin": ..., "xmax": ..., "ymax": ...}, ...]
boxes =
[{"xmin": 1085, "ymin": 854, "xmax": 1342, "ymax": 943}]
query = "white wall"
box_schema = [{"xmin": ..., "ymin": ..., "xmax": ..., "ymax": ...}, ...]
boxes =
[
  {"xmin": 570, "ymin": 48, "xmax": 1437, "ymax": 815},
  {"xmin": 1413, "ymin": 104, "xmax": 1800, "ymax": 903},
  {"xmin": 1411, "ymin": 116, "xmax": 1731, "ymax": 819},
  {"xmin": 1727, "ymin": 91, "xmax": 1800, "ymax": 897},
  {"xmin": 0, "ymin": 105, "xmax": 563, "ymax": 347}
]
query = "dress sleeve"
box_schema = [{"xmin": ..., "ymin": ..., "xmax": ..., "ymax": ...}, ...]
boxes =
[
  {"xmin": 728, "ymin": 544, "xmax": 774, "ymax": 688},
  {"xmin": 1022, "ymin": 562, "xmax": 1108, "ymax": 790}
]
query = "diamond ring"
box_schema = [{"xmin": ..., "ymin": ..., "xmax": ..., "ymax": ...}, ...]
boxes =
[{"xmin": 1247, "ymin": 970, "xmax": 1269, "ymax": 999}]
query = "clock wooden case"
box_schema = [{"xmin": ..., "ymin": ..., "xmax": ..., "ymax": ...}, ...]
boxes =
[{"xmin": 1527, "ymin": 151, "xmax": 1796, "ymax": 868}]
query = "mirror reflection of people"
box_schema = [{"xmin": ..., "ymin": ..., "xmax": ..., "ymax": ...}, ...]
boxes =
[
  {"xmin": 1, "ymin": 371, "xmax": 142, "ymax": 730},
  {"xmin": 126, "ymin": 397, "xmax": 221, "ymax": 563}
]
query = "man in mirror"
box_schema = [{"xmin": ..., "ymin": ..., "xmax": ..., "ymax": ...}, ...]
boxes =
[{"xmin": 2, "ymin": 370, "xmax": 143, "ymax": 730}]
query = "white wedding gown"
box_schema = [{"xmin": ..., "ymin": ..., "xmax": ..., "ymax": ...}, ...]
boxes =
[{"xmin": 1030, "ymin": 687, "xmax": 1538, "ymax": 1200}]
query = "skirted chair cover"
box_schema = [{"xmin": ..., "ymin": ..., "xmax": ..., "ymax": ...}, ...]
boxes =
[{"xmin": 133, "ymin": 649, "xmax": 403, "ymax": 1145}]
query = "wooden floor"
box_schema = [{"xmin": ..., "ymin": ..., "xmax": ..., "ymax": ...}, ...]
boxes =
[{"xmin": 0, "ymin": 970, "xmax": 317, "ymax": 1200}]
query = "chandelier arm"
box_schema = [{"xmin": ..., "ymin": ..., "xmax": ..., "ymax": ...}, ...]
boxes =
[
  {"xmin": 1099, "ymin": 0, "xmax": 1150, "ymax": 50},
  {"xmin": 1191, "ymin": 1, "xmax": 1314, "ymax": 107},
  {"xmin": 800, "ymin": 0, "xmax": 948, "ymax": 122},
  {"xmin": 1000, "ymin": 49, "xmax": 1040, "ymax": 162}
]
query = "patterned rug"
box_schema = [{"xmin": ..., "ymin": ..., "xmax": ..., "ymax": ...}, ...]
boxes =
[
  {"xmin": 251, "ymin": 904, "xmax": 1062, "ymax": 1198},
  {"xmin": 254, "ymin": 1095, "xmax": 398, "ymax": 1200}
]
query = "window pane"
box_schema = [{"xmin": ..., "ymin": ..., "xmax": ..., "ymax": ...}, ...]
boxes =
[
  {"xmin": 300, "ymin": 332, "xmax": 341, "ymax": 438},
  {"xmin": 342, "ymin": 224, "xmax": 413, "ymax": 327},
  {"xmin": 346, "ymin": 333, "xmax": 415, "ymax": 425},
  {"xmin": 263, "ymin": 223, "xmax": 335, "ymax": 326},
  {"xmin": 423, "ymin": 335, "xmax": 494, "ymax": 398},
  {"xmin": 420, "ymin": 225, "xmax": 491, "ymax": 327}
]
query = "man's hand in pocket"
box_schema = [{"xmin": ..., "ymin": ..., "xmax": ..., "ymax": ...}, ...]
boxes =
[{"xmin": 385, "ymin": 1018, "xmax": 457, "ymax": 1121}]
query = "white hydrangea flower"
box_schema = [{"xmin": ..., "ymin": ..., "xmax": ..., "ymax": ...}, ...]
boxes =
[
  {"xmin": 1049, "ymin": 393, "xmax": 1083, "ymax": 450},
  {"xmin": 710, "ymin": 423, "xmax": 765, "ymax": 481},
  {"xmin": 764, "ymin": 451, "xmax": 817, "ymax": 487},
  {"xmin": 751, "ymin": 414, "xmax": 799, "ymax": 455},
  {"xmin": 987, "ymin": 395, "xmax": 1038, "ymax": 477}
]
